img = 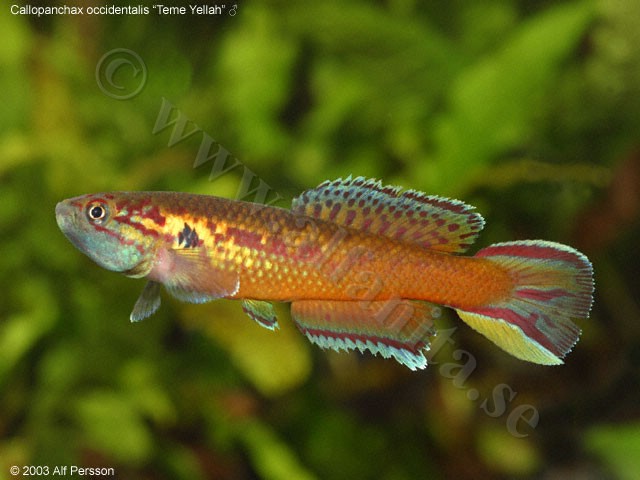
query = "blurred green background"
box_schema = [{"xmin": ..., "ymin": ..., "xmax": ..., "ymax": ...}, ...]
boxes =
[{"xmin": 2, "ymin": 0, "xmax": 640, "ymax": 478}]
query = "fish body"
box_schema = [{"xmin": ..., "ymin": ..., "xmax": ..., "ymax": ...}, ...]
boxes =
[{"xmin": 56, "ymin": 177, "xmax": 594, "ymax": 369}]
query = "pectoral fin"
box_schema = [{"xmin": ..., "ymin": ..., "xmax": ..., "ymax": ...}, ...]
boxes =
[
  {"xmin": 291, "ymin": 299, "xmax": 439, "ymax": 370},
  {"xmin": 137, "ymin": 247, "xmax": 240, "ymax": 317},
  {"xmin": 153, "ymin": 247, "xmax": 240, "ymax": 304}
]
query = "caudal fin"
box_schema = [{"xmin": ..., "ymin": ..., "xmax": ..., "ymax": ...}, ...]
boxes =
[{"xmin": 454, "ymin": 240, "xmax": 594, "ymax": 365}]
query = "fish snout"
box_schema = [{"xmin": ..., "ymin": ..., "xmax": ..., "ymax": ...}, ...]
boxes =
[
  {"xmin": 55, "ymin": 200, "xmax": 78, "ymax": 233},
  {"xmin": 55, "ymin": 200, "xmax": 69, "ymax": 216},
  {"xmin": 56, "ymin": 200, "xmax": 70, "ymax": 221}
]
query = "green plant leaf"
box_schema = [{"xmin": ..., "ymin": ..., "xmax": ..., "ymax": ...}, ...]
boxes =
[
  {"xmin": 73, "ymin": 391, "xmax": 153, "ymax": 464},
  {"xmin": 426, "ymin": 1, "xmax": 596, "ymax": 195},
  {"xmin": 585, "ymin": 423, "xmax": 640, "ymax": 480}
]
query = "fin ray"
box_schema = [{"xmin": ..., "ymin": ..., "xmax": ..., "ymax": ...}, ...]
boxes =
[
  {"xmin": 455, "ymin": 240, "xmax": 593, "ymax": 364},
  {"xmin": 130, "ymin": 281, "xmax": 161, "ymax": 322},
  {"xmin": 292, "ymin": 176, "xmax": 484, "ymax": 253},
  {"xmin": 242, "ymin": 300, "xmax": 279, "ymax": 330},
  {"xmin": 149, "ymin": 247, "xmax": 240, "ymax": 306},
  {"xmin": 291, "ymin": 299, "xmax": 439, "ymax": 370}
]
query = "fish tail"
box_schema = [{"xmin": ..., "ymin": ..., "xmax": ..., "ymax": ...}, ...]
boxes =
[{"xmin": 454, "ymin": 240, "xmax": 594, "ymax": 364}]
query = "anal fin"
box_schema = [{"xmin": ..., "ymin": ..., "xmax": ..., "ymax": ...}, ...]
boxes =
[
  {"xmin": 242, "ymin": 300, "xmax": 279, "ymax": 330},
  {"xmin": 291, "ymin": 299, "xmax": 439, "ymax": 370}
]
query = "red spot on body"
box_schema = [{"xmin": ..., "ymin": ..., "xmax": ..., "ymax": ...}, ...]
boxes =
[
  {"xmin": 295, "ymin": 243, "xmax": 322, "ymax": 261},
  {"xmin": 227, "ymin": 227, "xmax": 264, "ymax": 251},
  {"xmin": 265, "ymin": 236, "xmax": 288, "ymax": 257},
  {"xmin": 116, "ymin": 197, "xmax": 150, "ymax": 211},
  {"xmin": 144, "ymin": 204, "xmax": 166, "ymax": 227}
]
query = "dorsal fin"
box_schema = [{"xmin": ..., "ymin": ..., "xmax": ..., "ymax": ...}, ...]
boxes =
[{"xmin": 291, "ymin": 176, "xmax": 485, "ymax": 253}]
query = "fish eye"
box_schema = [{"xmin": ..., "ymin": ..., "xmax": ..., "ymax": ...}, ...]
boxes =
[{"xmin": 86, "ymin": 202, "xmax": 108, "ymax": 223}]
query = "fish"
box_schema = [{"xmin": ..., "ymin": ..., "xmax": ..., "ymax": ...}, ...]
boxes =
[{"xmin": 55, "ymin": 176, "xmax": 594, "ymax": 370}]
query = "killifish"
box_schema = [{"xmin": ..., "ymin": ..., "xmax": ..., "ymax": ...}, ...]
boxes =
[{"xmin": 55, "ymin": 177, "xmax": 594, "ymax": 370}]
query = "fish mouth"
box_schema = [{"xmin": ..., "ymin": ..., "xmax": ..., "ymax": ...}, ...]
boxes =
[{"xmin": 55, "ymin": 201, "xmax": 84, "ymax": 247}]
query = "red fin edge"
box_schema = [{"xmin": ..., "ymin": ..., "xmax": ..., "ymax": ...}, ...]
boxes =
[{"xmin": 456, "ymin": 240, "xmax": 593, "ymax": 364}]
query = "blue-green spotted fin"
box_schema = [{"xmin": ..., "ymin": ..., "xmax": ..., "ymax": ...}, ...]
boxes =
[{"xmin": 292, "ymin": 176, "xmax": 484, "ymax": 253}]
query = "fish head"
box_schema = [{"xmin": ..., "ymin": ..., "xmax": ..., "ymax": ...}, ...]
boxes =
[{"xmin": 55, "ymin": 193, "xmax": 157, "ymax": 276}]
